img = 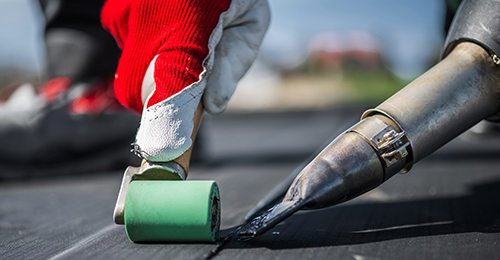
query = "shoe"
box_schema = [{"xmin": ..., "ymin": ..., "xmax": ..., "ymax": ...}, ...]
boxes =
[{"xmin": 0, "ymin": 76, "xmax": 141, "ymax": 179}]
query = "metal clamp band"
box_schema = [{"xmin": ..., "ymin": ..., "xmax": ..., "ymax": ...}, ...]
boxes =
[
  {"xmin": 349, "ymin": 116, "xmax": 411, "ymax": 179},
  {"xmin": 369, "ymin": 126, "xmax": 410, "ymax": 169}
]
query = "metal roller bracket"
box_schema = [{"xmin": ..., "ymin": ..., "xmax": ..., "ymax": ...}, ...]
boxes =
[{"xmin": 113, "ymin": 161, "xmax": 186, "ymax": 225}]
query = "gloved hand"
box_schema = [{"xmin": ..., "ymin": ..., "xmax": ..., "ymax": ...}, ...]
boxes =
[{"xmin": 101, "ymin": 0, "xmax": 270, "ymax": 162}]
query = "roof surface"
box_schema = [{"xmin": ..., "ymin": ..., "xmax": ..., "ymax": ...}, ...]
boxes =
[{"xmin": 2, "ymin": 106, "xmax": 500, "ymax": 260}]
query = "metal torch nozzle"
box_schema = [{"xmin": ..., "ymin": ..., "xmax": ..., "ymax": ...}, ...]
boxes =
[
  {"xmin": 238, "ymin": 42, "xmax": 500, "ymax": 238},
  {"xmin": 237, "ymin": 115, "xmax": 412, "ymax": 237}
]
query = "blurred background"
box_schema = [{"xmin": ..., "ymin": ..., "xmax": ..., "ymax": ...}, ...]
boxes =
[{"xmin": 0, "ymin": 0, "xmax": 447, "ymax": 111}]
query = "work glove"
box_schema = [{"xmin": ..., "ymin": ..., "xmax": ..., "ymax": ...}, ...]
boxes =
[{"xmin": 101, "ymin": 0, "xmax": 270, "ymax": 162}]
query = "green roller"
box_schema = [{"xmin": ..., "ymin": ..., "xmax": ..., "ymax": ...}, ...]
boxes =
[{"xmin": 124, "ymin": 180, "xmax": 220, "ymax": 242}]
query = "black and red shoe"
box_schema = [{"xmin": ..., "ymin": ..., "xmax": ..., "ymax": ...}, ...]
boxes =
[{"xmin": 0, "ymin": 76, "xmax": 141, "ymax": 179}]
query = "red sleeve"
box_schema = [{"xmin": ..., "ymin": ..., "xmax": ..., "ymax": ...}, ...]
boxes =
[{"xmin": 101, "ymin": 0, "xmax": 231, "ymax": 114}]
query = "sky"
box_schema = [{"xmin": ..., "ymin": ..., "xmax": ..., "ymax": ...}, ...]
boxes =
[
  {"xmin": 0, "ymin": 0, "xmax": 445, "ymax": 79},
  {"xmin": 0, "ymin": 0, "xmax": 45, "ymax": 74},
  {"xmin": 262, "ymin": 0, "xmax": 446, "ymax": 78}
]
